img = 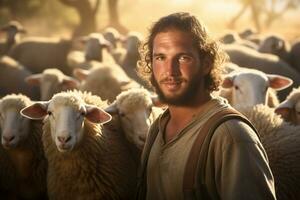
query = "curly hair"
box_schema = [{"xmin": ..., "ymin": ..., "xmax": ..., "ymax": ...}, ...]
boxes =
[{"xmin": 137, "ymin": 12, "xmax": 227, "ymax": 92}]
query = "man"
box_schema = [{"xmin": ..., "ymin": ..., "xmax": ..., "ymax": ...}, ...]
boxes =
[{"xmin": 136, "ymin": 12, "xmax": 276, "ymax": 200}]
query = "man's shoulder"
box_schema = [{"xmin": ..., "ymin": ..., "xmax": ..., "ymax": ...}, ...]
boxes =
[{"xmin": 213, "ymin": 118, "xmax": 260, "ymax": 145}]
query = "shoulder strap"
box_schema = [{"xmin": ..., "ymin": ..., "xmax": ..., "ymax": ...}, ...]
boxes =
[{"xmin": 183, "ymin": 107, "xmax": 259, "ymax": 200}]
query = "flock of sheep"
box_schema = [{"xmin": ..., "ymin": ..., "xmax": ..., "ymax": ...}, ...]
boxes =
[{"xmin": 0, "ymin": 20, "xmax": 300, "ymax": 199}]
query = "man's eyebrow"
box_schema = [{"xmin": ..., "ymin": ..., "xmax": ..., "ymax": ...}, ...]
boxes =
[{"xmin": 153, "ymin": 53, "xmax": 164, "ymax": 57}]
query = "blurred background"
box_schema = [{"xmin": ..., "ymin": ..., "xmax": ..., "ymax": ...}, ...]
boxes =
[{"xmin": 0, "ymin": 0, "xmax": 299, "ymax": 41}]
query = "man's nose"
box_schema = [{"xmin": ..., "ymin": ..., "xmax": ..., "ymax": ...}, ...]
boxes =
[{"xmin": 165, "ymin": 58, "xmax": 180, "ymax": 76}]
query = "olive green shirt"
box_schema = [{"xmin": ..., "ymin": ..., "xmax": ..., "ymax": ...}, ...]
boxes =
[{"xmin": 145, "ymin": 97, "xmax": 276, "ymax": 200}]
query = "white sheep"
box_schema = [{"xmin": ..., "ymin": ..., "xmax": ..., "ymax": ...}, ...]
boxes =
[
  {"xmin": 0, "ymin": 94, "xmax": 47, "ymax": 199},
  {"xmin": 220, "ymin": 68, "xmax": 293, "ymax": 108},
  {"xmin": 223, "ymin": 44, "xmax": 300, "ymax": 101},
  {"xmin": 73, "ymin": 61, "xmax": 141, "ymax": 103},
  {"xmin": 25, "ymin": 68, "xmax": 79, "ymax": 100},
  {"xmin": 275, "ymin": 86, "xmax": 300, "ymax": 125},
  {"xmin": 21, "ymin": 90, "xmax": 138, "ymax": 199},
  {"xmin": 105, "ymin": 88, "xmax": 164, "ymax": 150},
  {"xmin": 238, "ymin": 104, "xmax": 300, "ymax": 200}
]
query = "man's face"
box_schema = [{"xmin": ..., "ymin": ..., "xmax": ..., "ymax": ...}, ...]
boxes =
[{"xmin": 151, "ymin": 29, "xmax": 207, "ymax": 106}]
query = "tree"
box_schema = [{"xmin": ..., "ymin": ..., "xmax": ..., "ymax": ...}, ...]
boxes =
[
  {"xmin": 264, "ymin": 0, "xmax": 300, "ymax": 28},
  {"xmin": 107, "ymin": 0, "xmax": 128, "ymax": 34},
  {"xmin": 59, "ymin": 0, "xmax": 100, "ymax": 38}
]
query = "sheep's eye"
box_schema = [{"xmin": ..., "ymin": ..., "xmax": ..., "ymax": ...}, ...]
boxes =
[
  {"xmin": 47, "ymin": 111, "xmax": 52, "ymax": 116},
  {"xmin": 81, "ymin": 111, "xmax": 85, "ymax": 116},
  {"xmin": 234, "ymin": 85, "xmax": 239, "ymax": 90},
  {"xmin": 119, "ymin": 112, "xmax": 125, "ymax": 117}
]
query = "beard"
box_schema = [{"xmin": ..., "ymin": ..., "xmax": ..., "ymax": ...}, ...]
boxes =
[{"xmin": 151, "ymin": 71, "xmax": 204, "ymax": 106}]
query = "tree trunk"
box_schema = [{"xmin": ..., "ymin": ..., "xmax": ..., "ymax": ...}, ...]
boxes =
[
  {"xmin": 107, "ymin": 0, "xmax": 128, "ymax": 34},
  {"xmin": 59, "ymin": 0, "xmax": 100, "ymax": 38}
]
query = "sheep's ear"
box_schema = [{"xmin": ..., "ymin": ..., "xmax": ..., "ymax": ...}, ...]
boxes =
[
  {"xmin": 73, "ymin": 68, "xmax": 90, "ymax": 81},
  {"xmin": 267, "ymin": 74, "xmax": 293, "ymax": 91},
  {"xmin": 21, "ymin": 102, "xmax": 49, "ymax": 120},
  {"xmin": 62, "ymin": 77, "xmax": 80, "ymax": 89},
  {"xmin": 85, "ymin": 105, "xmax": 112, "ymax": 124},
  {"xmin": 105, "ymin": 102, "xmax": 118, "ymax": 115},
  {"xmin": 222, "ymin": 76, "xmax": 234, "ymax": 88},
  {"xmin": 275, "ymin": 100, "xmax": 293, "ymax": 119},
  {"xmin": 275, "ymin": 107, "xmax": 291, "ymax": 120},
  {"xmin": 25, "ymin": 74, "xmax": 43, "ymax": 86}
]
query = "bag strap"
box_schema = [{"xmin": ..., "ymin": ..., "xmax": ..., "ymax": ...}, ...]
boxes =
[{"xmin": 183, "ymin": 107, "xmax": 259, "ymax": 200}]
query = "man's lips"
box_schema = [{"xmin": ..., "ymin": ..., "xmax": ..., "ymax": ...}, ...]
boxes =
[{"xmin": 160, "ymin": 78, "xmax": 184, "ymax": 90}]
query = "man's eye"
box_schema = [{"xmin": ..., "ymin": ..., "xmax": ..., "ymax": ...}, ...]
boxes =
[
  {"xmin": 154, "ymin": 56, "xmax": 164, "ymax": 61},
  {"xmin": 178, "ymin": 56, "xmax": 191, "ymax": 62}
]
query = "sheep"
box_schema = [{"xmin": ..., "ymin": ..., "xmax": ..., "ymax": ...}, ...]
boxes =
[
  {"xmin": 0, "ymin": 94, "xmax": 47, "ymax": 199},
  {"xmin": 219, "ymin": 68, "xmax": 293, "ymax": 108},
  {"xmin": 290, "ymin": 40, "xmax": 300, "ymax": 73},
  {"xmin": 67, "ymin": 32, "xmax": 116, "ymax": 69},
  {"xmin": 121, "ymin": 31, "xmax": 151, "ymax": 90},
  {"xmin": 103, "ymin": 27, "xmax": 123, "ymax": 49},
  {"xmin": 105, "ymin": 88, "xmax": 164, "ymax": 155},
  {"xmin": 73, "ymin": 61, "xmax": 141, "ymax": 103},
  {"xmin": 238, "ymin": 104, "xmax": 300, "ymax": 200},
  {"xmin": 223, "ymin": 44, "xmax": 300, "ymax": 101},
  {"xmin": 258, "ymin": 36, "xmax": 300, "ymax": 74},
  {"xmin": 258, "ymin": 35, "xmax": 291, "ymax": 64},
  {"xmin": 0, "ymin": 21, "xmax": 26, "ymax": 56},
  {"xmin": 275, "ymin": 86, "xmax": 300, "ymax": 125},
  {"xmin": 25, "ymin": 68, "xmax": 79, "ymax": 101},
  {"xmin": 83, "ymin": 32, "xmax": 115, "ymax": 63},
  {"xmin": 0, "ymin": 55, "xmax": 39, "ymax": 100},
  {"xmin": 103, "ymin": 27, "xmax": 127, "ymax": 66},
  {"xmin": 219, "ymin": 31, "xmax": 258, "ymax": 49},
  {"xmin": 21, "ymin": 90, "xmax": 138, "ymax": 199},
  {"xmin": 8, "ymin": 37, "xmax": 74, "ymax": 75}
]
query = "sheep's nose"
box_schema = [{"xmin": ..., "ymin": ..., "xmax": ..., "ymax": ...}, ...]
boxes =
[
  {"xmin": 3, "ymin": 135, "xmax": 15, "ymax": 142},
  {"xmin": 57, "ymin": 136, "xmax": 72, "ymax": 144}
]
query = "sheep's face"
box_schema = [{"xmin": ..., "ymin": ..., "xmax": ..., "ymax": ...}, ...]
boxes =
[
  {"xmin": 230, "ymin": 73, "xmax": 269, "ymax": 107},
  {"xmin": 117, "ymin": 103, "xmax": 153, "ymax": 149},
  {"xmin": 47, "ymin": 101, "xmax": 86, "ymax": 153},
  {"xmin": 223, "ymin": 71, "xmax": 292, "ymax": 108},
  {"xmin": 0, "ymin": 100, "xmax": 31, "ymax": 149}
]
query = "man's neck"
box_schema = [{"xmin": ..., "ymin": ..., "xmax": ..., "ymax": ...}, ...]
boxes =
[{"xmin": 164, "ymin": 93, "xmax": 212, "ymax": 143}]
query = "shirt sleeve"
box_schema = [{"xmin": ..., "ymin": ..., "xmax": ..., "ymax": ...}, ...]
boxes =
[{"xmin": 205, "ymin": 119, "xmax": 277, "ymax": 200}]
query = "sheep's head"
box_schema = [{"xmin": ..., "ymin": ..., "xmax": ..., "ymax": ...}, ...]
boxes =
[
  {"xmin": 222, "ymin": 70, "xmax": 292, "ymax": 107},
  {"xmin": 26, "ymin": 68, "xmax": 79, "ymax": 101},
  {"xmin": 105, "ymin": 88, "xmax": 163, "ymax": 149},
  {"xmin": 21, "ymin": 92, "xmax": 111, "ymax": 152},
  {"xmin": 275, "ymin": 87, "xmax": 300, "ymax": 125},
  {"xmin": 0, "ymin": 94, "xmax": 32, "ymax": 149},
  {"xmin": 82, "ymin": 33, "xmax": 111, "ymax": 62}
]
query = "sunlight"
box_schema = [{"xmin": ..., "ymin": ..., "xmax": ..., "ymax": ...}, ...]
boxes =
[{"xmin": 171, "ymin": 0, "xmax": 194, "ymax": 5}]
